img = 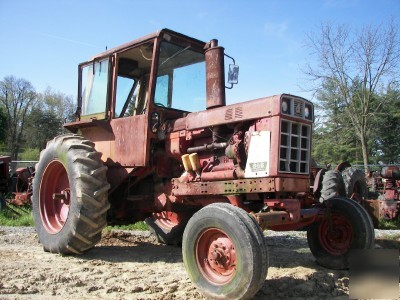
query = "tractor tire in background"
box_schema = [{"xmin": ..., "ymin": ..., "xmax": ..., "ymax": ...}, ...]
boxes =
[
  {"xmin": 307, "ymin": 197, "xmax": 374, "ymax": 270},
  {"xmin": 32, "ymin": 134, "xmax": 110, "ymax": 254},
  {"xmin": 182, "ymin": 203, "xmax": 268, "ymax": 300},
  {"xmin": 341, "ymin": 167, "xmax": 368, "ymax": 201},
  {"xmin": 319, "ymin": 170, "xmax": 346, "ymax": 202},
  {"xmin": 145, "ymin": 211, "xmax": 189, "ymax": 245},
  {"xmin": 0, "ymin": 194, "xmax": 5, "ymax": 211}
]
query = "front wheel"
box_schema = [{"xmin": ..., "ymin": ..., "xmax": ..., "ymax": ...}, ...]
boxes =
[
  {"xmin": 32, "ymin": 134, "xmax": 110, "ymax": 254},
  {"xmin": 182, "ymin": 203, "xmax": 268, "ymax": 300},
  {"xmin": 307, "ymin": 197, "xmax": 374, "ymax": 269}
]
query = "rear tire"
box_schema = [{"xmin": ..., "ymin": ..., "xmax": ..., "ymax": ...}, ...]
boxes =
[
  {"xmin": 182, "ymin": 203, "xmax": 268, "ymax": 300},
  {"xmin": 307, "ymin": 197, "xmax": 374, "ymax": 269},
  {"xmin": 342, "ymin": 167, "xmax": 368, "ymax": 200},
  {"xmin": 319, "ymin": 170, "xmax": 345, "ymax": 202},
  {"xmin": 32, "ymin": 134, "xmax": 110, "ymax": 254}
]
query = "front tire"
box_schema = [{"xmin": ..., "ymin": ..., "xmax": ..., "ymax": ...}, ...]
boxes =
[
  {"xmin": 32, "ymin": 134, "xmax": 110, "ymax": 254},
  {"xmin": 307, "ymin": 197, "xmax": 374, "ymax": 269},
  {"xmin": 182, "ymin": 203, "xmax": 268, "ymax": 300}
]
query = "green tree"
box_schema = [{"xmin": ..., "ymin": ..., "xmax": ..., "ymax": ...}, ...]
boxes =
[
  {"xmin": 370, "ymin": 84, "xmax": 400, "ymax": 164},
  {"xmin": 312, "ymin": 78, "xmax": 361, "ymax": 165},
  {"xmin": 0, "ymin": 105, "xmax": 7, "ymax": 143},
  {"xmin": 24, "ymin": 88, "xmax": 75, "ymax": 150},
  {"xmin": 0, "ymin": 76, "xmax": 36, "ymax": 160},
  {"xmin": 305, "ymin": 20, "xmax": 400, "ymax": 173}
]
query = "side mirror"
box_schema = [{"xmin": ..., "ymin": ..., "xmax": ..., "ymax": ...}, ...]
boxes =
[
  {"xmin": 228, "ymin": 64, "xmax": 239, "ymax": 85},
  {"xmin": 225, "ymin": 54, "xmax": 239, "ymax": 89}
]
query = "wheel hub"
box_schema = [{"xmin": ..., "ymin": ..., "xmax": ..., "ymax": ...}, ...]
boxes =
[
  {"xmin": 196, "ymin": 228, "xmax": 237, "ymax": 284},
  {"xmin": 39, "ymin": 160, "xmax": 70, "ymax": 234},
  {"xmin": 319, "ymin": 213, "xmax": 353, "ymax": 255}
]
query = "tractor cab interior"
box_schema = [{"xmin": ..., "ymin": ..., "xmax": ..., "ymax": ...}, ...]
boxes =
[{"xmin": 114, "ymin": 43, "xmax": 153, "ymax": 118}]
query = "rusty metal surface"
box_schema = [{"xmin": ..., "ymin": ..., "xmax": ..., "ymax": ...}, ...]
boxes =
[
  {"xmin": 88, "ymin": 29, "xmax": 206, "ymax": 62},
  {"xmin": 205, "ymin": 40, "xmax": 225, "ymax": 109},
  {"xmin": 364, "ymin": 199, "xmax": 399, "ymax": 227},
  {"xmin": 10, "ymin": 192, "xmax": 31, "ymax": 206},
  {"xmin": 365, "ymin": 200, "xmax": 382, "ymax": 228},
  {"xmin": 312, "ymin": 169, "xmax": 325, "ymax": 194},
  {"xmin": 201, "ymin": 170, "xmax": 236, "ymax": 182},
  {"xmin": 81, "ymin": 115, "xmax": 148, "ymax": 167},
  {"xmin": 381, "ymin": 166, "xmax": 400, "ymax": 180},
  {"xmin": 185, "ymin": 95, "xmax": 277, "ymax": 130},
  {"xmin": 185, "ymin": 94, "xmax": 312, "ymax": 131},
  {"xmin": 253, "ymin": 199, "xmax": 320, "ymax": 230},
  {"xmin": 171, "ymin": 177, "xmax": 276, "ymax": 196},
  {"xmin": 171, "ymin": 176, "xmax": 310, "ymax": 196},
  {"xmin": 263, "ymin": 207, "xmax": 321, "ymax": 231},
  {"xmin": 274, "ymin": 177, "xmax": 310, "ymax": 192},
  {"xmin": 379, "ymin": 200, "xmax": 399, "ymax": 221}
]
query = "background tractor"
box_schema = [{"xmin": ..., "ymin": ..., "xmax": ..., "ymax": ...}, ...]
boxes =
[
  {"xmin": 0, "ymin": 156, "xmax": 34, "ymax": 210},
  {"xmin": 32, "ymin": 29, "xmax": 374, "ymax": 299}
]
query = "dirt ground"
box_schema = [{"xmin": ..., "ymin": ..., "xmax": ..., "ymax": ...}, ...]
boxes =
[{"xmin": 0, "ymin": 227, "xmax": 398, "ymax": 300}]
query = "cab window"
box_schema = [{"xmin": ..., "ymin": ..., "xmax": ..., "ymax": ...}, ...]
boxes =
[
  {"xmin": 114, "ymin": 43, "xmax": 153, "ymax": 118},
  {"xmin": 80, "ymin": 58, "xmax": 110, "ymax": 119}
]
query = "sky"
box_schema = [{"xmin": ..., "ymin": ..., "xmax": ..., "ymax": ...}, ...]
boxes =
[{"xmin": 0, "ymin": 0, "xmax": 399, "ymax": 105}]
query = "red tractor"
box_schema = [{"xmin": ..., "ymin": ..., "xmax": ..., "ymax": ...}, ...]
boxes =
[
  {"xmin": 32, "ymin": 29, "xmax": 374, "ymax": 299},
  {"xmin": 0, "ymin": 156, "xmax": 34, "ymax": 209},
  {"xmin": 363, "ymin": 166, "xmax": 400, "ymax": 227}
]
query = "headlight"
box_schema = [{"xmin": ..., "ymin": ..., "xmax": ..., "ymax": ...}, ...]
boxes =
[
  {"xmin": 305, "ymin": 103, "xmax": 313, "ymax": 120},
  {"xmin": 281, "ymin": 98, "xmax": 290, "ymax": 114}
]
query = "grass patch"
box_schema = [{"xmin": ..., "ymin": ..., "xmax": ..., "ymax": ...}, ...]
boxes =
[
  {"xmin": 105, "ymin": 221, "xmax": 149, "ymax": 232},
  {"xmin": 378, "ymin": 219, "xmax": 400, "ymax": 230},
  {"xmin": 0, "ymin": 206, "xmax": 34, "ymax": 226}
]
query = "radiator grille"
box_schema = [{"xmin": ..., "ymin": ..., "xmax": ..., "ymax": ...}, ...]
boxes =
[{"xmin": 279, "ymin": 120, "xmax": 311, "ymax": 174}]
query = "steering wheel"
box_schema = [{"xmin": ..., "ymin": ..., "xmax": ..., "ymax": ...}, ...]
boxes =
[{"xmin": 155, "ymin": 102, "xmax": 166, "ymax": 108}]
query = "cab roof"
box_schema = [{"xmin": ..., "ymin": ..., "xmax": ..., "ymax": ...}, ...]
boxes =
[{"xmin": 91, "ymin": 28, "xmax": 207, "ymax": 61}]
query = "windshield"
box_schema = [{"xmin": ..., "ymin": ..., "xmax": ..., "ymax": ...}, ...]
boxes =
[{"xmin": 154, "ymin": 42, "xmax": 206, "ymax": 112}]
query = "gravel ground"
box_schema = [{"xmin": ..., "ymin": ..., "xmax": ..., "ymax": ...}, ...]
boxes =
[{"xmin": 0, "ymin": 226, "xmax": 398, "ymax": 299}]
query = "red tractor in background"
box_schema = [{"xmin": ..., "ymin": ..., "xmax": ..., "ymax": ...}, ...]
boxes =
[
  {"xmin": 366, "ymin": 166, "xmax": 400, "ymax": 223},
  {"xmin": 32, "ymin": 29, "xmax": 374, "ymax": 299},
  {"xmin": 312, "ymin": 161, "xmax": 400, "ymax": 228},
  {"xmin": 0, "ymin": 156, "xmax": 34, "ymax": 210},
  {"xmin": 341, "ymin": 164, "xmax": 400, "ymax": 227}
]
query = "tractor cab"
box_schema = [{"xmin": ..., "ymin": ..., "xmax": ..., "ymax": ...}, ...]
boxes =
[{"xmin": 65, "ymin": 29, "xmax": 233, "ymax": 172}]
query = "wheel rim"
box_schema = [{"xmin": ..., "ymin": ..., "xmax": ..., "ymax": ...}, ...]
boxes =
[
  {"xmin": 154, "ymin": 211, "xmax": 181, "ymax": 229},
  {"xmin": 195, "ymin": 228, "xmax": 237, "ymax": 285},
  {"xmin": 318, "ymin": 213, "xmax": 353, "ymax": 255},
  {"xmin": 39, "ymin": 160, "xmax": 70, "ymax": 234}
]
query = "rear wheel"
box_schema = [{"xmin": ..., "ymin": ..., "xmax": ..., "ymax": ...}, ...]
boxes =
[
  {"xmin": 307, "ymin": 197, "xmax": 374, "ymax": 269},
  {"xmin": 145, "ymin": 211, "xmax": 188, "ymax": 245},
  {"xmin": 32, "ymin": 134, "xmax": 110, "ymax": 254},
  {"xmin": 342, "ymin": 167, "xmax": 368, "ymax": 201},
  {"xmin": 319, "ymin": 170, "xmax": 345, "ymax": 202},
  {"xmin": 182, "ymin": 203, "xmax": 268, "ymax": 299}
]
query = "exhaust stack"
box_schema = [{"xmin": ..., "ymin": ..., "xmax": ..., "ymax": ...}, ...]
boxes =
[{"xmin": 205, "ymin": 39, "xmax": 226, "ymax": 109}]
